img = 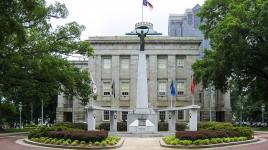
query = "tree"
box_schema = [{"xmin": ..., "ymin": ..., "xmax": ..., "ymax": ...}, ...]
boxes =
[
  {"xmin": 192, "ymin": 0, "xmax": 268, "ymax": 102},
  {"xmin": 0, "ymin": 0, "xmax": 93, "ymax": 129}
]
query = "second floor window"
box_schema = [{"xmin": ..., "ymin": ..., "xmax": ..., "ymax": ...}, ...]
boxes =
[
  {"xmin": 177, "ymin": 80, "xmax": 185, "ymax": 96},
  {"xmin": 122, "ymin": 111, "xmax": 128, "ymax": 121},
  {"xmin": 176, "ymin": 57, "xmax": 185, "ymax": 68},
  {"xmin": 103, "ymin": 81, "xmax": 111, "ymax": 96},
  {"xmin": 158, "ymin": 81, "xmax": 166, "ymax": 96},
  {"xmin": 120, "ymin": 82, "xmax": 129, "ymax": 96}
]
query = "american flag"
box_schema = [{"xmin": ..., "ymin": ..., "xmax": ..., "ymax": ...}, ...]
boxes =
[{"xmin": 143, "ymin": 0, "xmax": 153, "ymax": 11}]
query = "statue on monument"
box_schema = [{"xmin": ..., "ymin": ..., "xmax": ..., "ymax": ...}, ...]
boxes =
[{"xmin": 137, "ymin": 30, "xmax": 146, "ymax": 51}]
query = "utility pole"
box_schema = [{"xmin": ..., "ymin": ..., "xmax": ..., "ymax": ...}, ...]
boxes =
[{"xmin": 19, "ymin": 102, "xmax": 22, "ymax": 128}]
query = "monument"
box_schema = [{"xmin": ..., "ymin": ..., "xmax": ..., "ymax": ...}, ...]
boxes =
[{"xmin": 127, "ymin": 22, "xmax": 160, "ymax": 133}]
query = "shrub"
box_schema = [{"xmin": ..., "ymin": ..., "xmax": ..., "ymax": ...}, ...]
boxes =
[
  {"xmin": 94, "ymin": 141, "xmax": 101, "ymax": 146},
  {"xmin": 80, "ymin": 141, "xmax": 86, "ymax": 145},
  {"xmin": 176, "ymin": 123, "xmax": 187, "ymax": 131},
  {"xmin": 223, "ymin": 138, "xmax": 230, "ymax": 143},
  {"xmin": 200, "ymin": 139, "xmax": 210, "ymax": 145},
  {"xmin": 71, "ymin": 140, "xmax": 79, "ymax": 146},
  {"xmin": 215, "ymin": 138, "xmax": 223, "ymax": 143},
  {"xmin": 175, "ymin": 130, "xmax": 237, "ymax": 140},
  {"xmin": 193, "ymin": 139, "xmax": 202, "ymax": 145},
  {"xmin": 47, "ymin": 130, "xmax": 108, "ymax": 142},
  {"xmin": 180, "ymin": 140, "xmax": 192, "ymax": 145},
  {"xmin": 158, "ymin": 122, "xmax": 168, "ymax": 131},
  {"xmin": 117, "ymin": 122, "xmax": 127, "ymax": 131},
  {"xmin": 198, "ymin": 122, "xmax": 233, "ymax": 130},
  {"xmin": 101, "ymin": 141, "xmax": 107, "ymax": 146},
  {"xmin": 210, "ymin": 138, "xmax": 218, "ymax": 144},
  {"xmin": 98, "ymin": 123, "xmax": 110, "ymax": 131},
  {"xmin": 233, "ymin": 127, "xmax": 253, "ymax": 139},
  {"xmin": 28, "ymin": 126, "xmax": 51, "ymax": 139}
]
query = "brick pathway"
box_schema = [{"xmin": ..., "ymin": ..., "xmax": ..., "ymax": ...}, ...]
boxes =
[{"xmin": 0, "ymin": 134, "xmax": 267, "ymax": 150}]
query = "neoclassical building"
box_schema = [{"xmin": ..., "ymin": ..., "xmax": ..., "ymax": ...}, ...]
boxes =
[{"xmin": 56, "ymin": 34, "xmax": 232, "ymax": 125}]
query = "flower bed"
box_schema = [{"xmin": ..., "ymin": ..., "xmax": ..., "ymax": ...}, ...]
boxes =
[
  {"xmin": 163, "ymin": 135, "xmax": 248, "ymax": 146},
  {"xmin": 29, "ymin": 135, "xmax": 120, "ymax": 147},
  {"xmin": 47, "ymin": 130, "xmax": 108, "ymax": 142}
]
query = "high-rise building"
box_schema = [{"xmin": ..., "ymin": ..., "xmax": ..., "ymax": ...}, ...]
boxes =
[{"xmin": 168, "ymin": 4, "xmax": 232, "ymax": 122}]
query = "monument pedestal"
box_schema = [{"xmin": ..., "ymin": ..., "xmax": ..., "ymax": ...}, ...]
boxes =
[{"xmin": 127, "ymin": 108, "xmax": 158, "ymax": 133}]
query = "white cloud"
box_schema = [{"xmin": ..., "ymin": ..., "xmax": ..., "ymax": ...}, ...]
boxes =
[{"xmin": 47, "ymin": 0, "xmax": 205, "ymax": 39}]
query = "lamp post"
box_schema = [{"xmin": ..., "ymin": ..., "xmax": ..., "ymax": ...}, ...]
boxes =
[
  {"xmin": 19, "ymin": 102, "xmax": 22, "ymax": 128},
  {"xmin": 261, "ymin": 104, "xmax": 265, "ymax": 124}
]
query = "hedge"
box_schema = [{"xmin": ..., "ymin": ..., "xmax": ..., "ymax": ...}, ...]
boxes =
[
  {"xmin": 47, "ymin": 130, "xmax": 108, "ymax": 142},
  {"xmin": 175, "ymin": 130, "xmax": 240, "ymax": 141},
  {"xmin": 198, "ymin": 122, "xmax": 253, "ymax": 139}
]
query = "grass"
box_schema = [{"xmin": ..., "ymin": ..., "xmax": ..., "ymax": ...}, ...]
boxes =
[
  {"xmin": 0, "ymin": 128, "xmax": 33, "ymax": 133},
  {"xmin": 253, "ymin": 127, "xmax": 268, "ymax": 131}
]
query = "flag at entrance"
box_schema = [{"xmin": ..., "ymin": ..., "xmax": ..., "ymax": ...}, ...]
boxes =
[
  {"xmin": 190, "ymin": 75, "xmax": 196, "ymax": 95},
  {"xmin": 170, "ymin": 80, "xmax": 176, "ymax": 96},
  {"xmin": 111, "ymin": 80, "xmax": 115, "ymax": 98},
  {"xmin": 143, "ymin": 0, "xmax": 153, "ymax": 10}
]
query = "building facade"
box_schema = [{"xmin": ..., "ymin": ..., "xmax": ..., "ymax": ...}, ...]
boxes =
[
  {"xmin": 56, "ymin": 35, "xmax": 232, "ymax": 126},
  {"xmin": 168, "ymin": 5, "xmax": 232, "ymax": 122}
]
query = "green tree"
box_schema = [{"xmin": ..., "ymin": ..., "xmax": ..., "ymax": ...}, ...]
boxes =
[
  {"xmin": 192, "ymin": 0, "xmax": 268, "ymax": 101},
  {"xmin": 0, "ymin": 0, "xmax": 93, "ymax": 129}
]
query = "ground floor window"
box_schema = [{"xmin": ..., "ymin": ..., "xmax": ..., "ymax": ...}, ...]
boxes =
[
  {"xmin": 63, "ymin": 112, "xmax": 72, "ymax": 122},
  {"xmin": 121, "ymin": 111, "xmax": 128, "ymax": 122},
  {"xmin": 159, "ymin": 111, "xmax": 166, "ymax": 122},
  {"xmin": 103, "ymin": 110, "xmax": 110, "ymax": 121},
  {"xmin": 178, "ymin": 110, "xmax": 184, "ymax": 120}
]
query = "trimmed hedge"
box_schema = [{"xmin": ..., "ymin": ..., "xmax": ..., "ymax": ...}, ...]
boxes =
[
  {"xmin": 98, "ymin": 123, "xmax": 110, "ymax": 131},
  {"xmin": 198, "ymin": 122, "xmax": 253, "ymax": 139},
  {"xmin": 54, "ymin": 122, "xmax": 87, "ymax": 130},
  {"xmin": 158, "ymin": 122, "xmax": 168, "ymax": 131},
  {"xmin": 117, "ymin": 122, "xmax": 127, "ymax": 131},
  {"xmin": 47, "ymin": 130, "xmax": 108, "ymax": 142},
  {"xmin": 176, "ymin": 123, "xmax": 187, "ymax": 131},
  {"xmin": 175, "ymin": 130, "xmax": 240, "ymax": 141}
]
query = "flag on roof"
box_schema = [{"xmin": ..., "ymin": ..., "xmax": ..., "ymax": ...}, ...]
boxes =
[{"xmin": 143, "ymin": 0, "xmax": 153, "ymax": 11}]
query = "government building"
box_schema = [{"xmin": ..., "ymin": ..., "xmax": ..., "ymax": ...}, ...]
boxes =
[{"xmin": 56, "ymin": 6, "xmax": 232, "ymax": 126}]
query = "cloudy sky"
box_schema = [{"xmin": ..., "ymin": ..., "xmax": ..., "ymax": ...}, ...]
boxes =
[{"xmin": 47, "ymin": 0, "xmax": 205, "ymax": 40}]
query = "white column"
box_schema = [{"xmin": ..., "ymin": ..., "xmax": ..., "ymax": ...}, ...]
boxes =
[
  {"xmin": 168, "ymin": 111, "xmax": 176, "ymax": 132},
  {"xmin": 189, "ymin": 108, "xmax": 198, "ymax": 131},
  {"xmin": 87, "ymin": 109, "xmax": 96, "ymax": 130},
  {"xmin": 110, "ymin": 111, "xmax": 117, "ymax": 132}
]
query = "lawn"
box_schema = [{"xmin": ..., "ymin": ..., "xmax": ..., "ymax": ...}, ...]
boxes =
[
  {"xmin": 253, "ymin": 127, "xmax": 268, "ymax": 132},
  {"xmin": 0, "ymin": 128, "xmax": 33, "ymax": 133}
]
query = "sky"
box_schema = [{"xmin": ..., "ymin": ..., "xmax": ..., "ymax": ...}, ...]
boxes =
[{"xmin": 46, "ymin": 0, "xmax": 205, "ymax": 40}]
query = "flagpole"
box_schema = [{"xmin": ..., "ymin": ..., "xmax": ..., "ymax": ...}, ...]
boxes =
[
  {"xmin": 142, "ymin": 0, "xmax": 144, "ymax": 22},
  {"xmin": 171, "ymin": 96, "xmax": 173, "ymax": 108}
]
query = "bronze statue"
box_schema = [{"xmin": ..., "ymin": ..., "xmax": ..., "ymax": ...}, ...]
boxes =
[{"xmin": 137, "ymin": 30, "xmax": 146, "ymax": 51}]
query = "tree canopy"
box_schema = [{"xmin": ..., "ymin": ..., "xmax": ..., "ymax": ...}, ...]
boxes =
[
  {"xmin": 192, "ymin": 0, "xmax": 268, "ymax": 102},
  {"xmin": 0, "ymin": 0, "xmax": 93, "ymax": 127}
]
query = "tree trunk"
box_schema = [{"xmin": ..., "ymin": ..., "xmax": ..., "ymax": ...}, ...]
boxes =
[{"xmin": 0, "ymin": 97, "xmax": 3, "ymax": 131}]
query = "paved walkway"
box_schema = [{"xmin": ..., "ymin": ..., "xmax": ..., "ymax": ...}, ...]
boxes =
[{"xmin": 0, "ymin": 133, "xmax": 268, "ymax": 150}]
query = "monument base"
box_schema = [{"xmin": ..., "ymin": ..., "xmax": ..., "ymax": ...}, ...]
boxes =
[{"xmin": 127, "ymin": 108, "xmax": 158, "ymax": 133}]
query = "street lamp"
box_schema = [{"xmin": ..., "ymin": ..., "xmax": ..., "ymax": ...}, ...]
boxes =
[
  {"xmin": 19, "ymin": 102, "xmax": 22, "ymax": 128},
  {"xmin": 261, "ymin": 104, "xmax": 265, "ymax": 124}
]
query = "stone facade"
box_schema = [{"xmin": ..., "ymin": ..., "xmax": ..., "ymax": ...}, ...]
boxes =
[{"xmin": 56, "ymin": 36, "xmax": 232, "ymax": 125}]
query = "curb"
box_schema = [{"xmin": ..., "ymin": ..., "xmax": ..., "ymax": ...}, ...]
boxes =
[
  {"xmin": 24, "ymin": 138, "xmax": 124, "ymax": 149},
  {"xmin": 0, "ymin": 132, "xmax": 29, "ymax": 137},
  {"xmin": 159, "ymin": 137, "xmax": 259, "ymax": 149}
]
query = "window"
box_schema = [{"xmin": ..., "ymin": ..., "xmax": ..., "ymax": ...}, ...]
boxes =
[
  {"xmin": 120, "ymin": 81, "xmax": 129, "ymax": 96},
  {"xmin": 158, "ymin": 81, "xmax": 166, "ymax": 96},
  {"xmin": 103, "ymin": 81, "xmax": 111, "ymax": 96},
  {"xmin": 121, "ymin": 111, "xmax": 128, "ymax": 121},
  {"xmin": 178, "ymin": 110, "xmax": 184, "ymax": 120},
  {"xmin": 176, "ymin": 57, "xmax": 185, "ymax": 68},
  {"xmin": 177, "ymin": 80, "xmax": 185, "ymax": 96},
  {"xmin": 159, "ymin": 111, "xmax": 166, "ymax": 122},
  {"xmin": 102, "ymin": 57, "xmax": 111, "ymax": 70},
  {"xmin": 103, "ymin": 110, "xmax": 110, "ymax": 121},
  {"xmin": 158, "ymin": 57, "xmax": 167, "ymax": 69},
  {"xmin": 120, "ymin": 57, "xmax": 129, "ymax": 70}
]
